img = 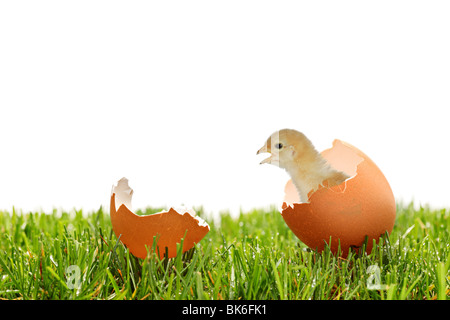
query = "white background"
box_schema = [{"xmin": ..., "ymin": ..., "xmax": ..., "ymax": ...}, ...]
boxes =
[{"xmin": 1, "ymin": 1, "xmax": 449, "ymax": 217}]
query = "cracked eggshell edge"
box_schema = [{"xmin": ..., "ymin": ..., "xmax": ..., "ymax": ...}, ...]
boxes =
[{"xmin": 110, "ymin": 177, "xmax": 210, "ymax": 259}]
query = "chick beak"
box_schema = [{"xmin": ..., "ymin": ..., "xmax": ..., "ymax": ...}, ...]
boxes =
[{"xmin": 257, "ymin": 145, "xmax": 273, "ymax": 164}]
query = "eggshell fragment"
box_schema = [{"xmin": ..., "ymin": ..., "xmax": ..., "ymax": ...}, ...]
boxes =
[
  {"xmin": 281, "ymin": 140, "xmax": 396, "ymax": 257},
  {"xmin": 110, "ymin": 178, "xmax": 210, "ymax": 259}
]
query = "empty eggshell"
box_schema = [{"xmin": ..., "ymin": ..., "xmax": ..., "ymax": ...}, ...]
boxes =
[
  {"xmin": 281, "ymin": 140, "xmax": 396, "ymax": 257},
  {"xmin": 110, "ymin": 177, "xmax": 210, "ymax": 259}
]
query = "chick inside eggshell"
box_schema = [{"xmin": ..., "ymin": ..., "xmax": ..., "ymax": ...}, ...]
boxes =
[
  {"xmin": 283, "ymin": 139, "xmax": 364, "ymax": 204},
  {"xmin": 281, "ymin": 140, "xmax": 396, "ymax": 257}
]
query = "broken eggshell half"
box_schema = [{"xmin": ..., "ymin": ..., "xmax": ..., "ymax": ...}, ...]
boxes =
[
  {"xmin": 281, "ymin": 140, "xmax": 396, "ymax": 257},
  {"xmin": 110, "ymin": 178, "xmax": 210, "ymax": 259}
]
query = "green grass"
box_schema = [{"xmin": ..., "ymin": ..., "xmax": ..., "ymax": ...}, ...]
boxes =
[{"xmin": 0, "ymin": 203, "xmax": 448, "ymax": 300}]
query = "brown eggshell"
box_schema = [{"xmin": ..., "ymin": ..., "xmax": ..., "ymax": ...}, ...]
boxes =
[
  {"xmin": 110, "ymin": 178, "xmax": 210, "ymax": 259},
  {"xmin": 281, "ymin": 140, "xmax": 396, "ymax": 257}
]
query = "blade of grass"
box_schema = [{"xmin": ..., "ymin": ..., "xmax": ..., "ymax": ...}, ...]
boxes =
[
  {"xmin": 106, "ymin": 268, "xmax": 121, "ymax": 296},
  {"xmin": 270, "ymin": 256, "xmax": 285, "ymax": 300},
  {"xmin": 436, "ymin": 262, "xmax": 447, "ymax": 300},
  {"xmin": 46, "ymin": 266, "xmax": 69, "ymax": 290}
]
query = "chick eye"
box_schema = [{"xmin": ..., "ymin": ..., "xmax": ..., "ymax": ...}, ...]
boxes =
[{"xmin": 275, "ymin": 143, "xmax": 283, "ymax": 149}]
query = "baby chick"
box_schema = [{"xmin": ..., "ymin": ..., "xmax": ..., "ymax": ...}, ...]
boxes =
[{"xmin": 257, "ymin": 129, "xmax": 350, "ymax": 203}]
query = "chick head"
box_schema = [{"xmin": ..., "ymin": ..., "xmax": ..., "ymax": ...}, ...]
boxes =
[{"xmin": 256, "ymin": 129, "xmax": 316, "ymax": 170}]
